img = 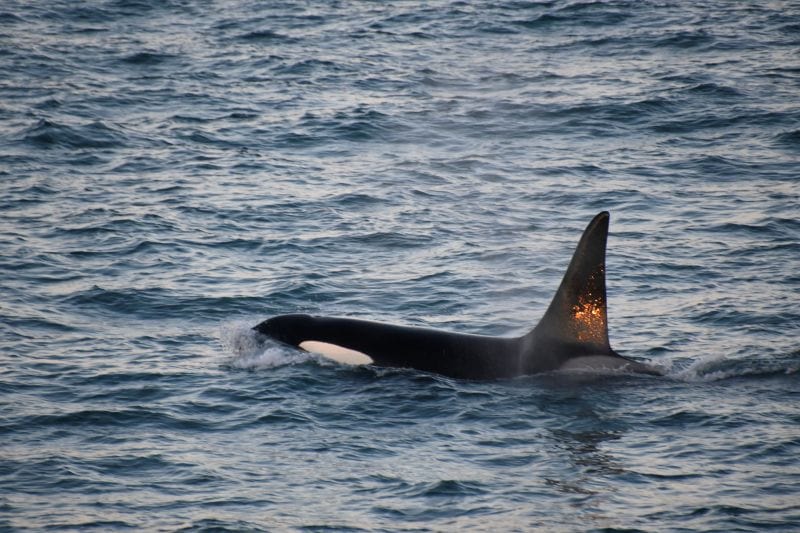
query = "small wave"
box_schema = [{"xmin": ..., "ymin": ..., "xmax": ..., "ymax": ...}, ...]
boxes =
[
  {"xmin": 272, "ymin": 58, "xmax": 340, "ymax": 76},
  {"xmin": 34, "ymin": 98, "xmax": 63, "ymax": 110},
  {"xmin": 0, "ymin": 12, "xmax": 24, "ymax": 24},
  {"xmin": 406, "ymin": 479, "xmax": 489, "ymax": 498},
  {"xmin": 237, "ymin": 29, "xmax": 294, "ymax": 43},
  {"xmin": 777, "ymin": 21, "xmax": 800, "ymax": 34},
  {"xmin": 219, "ymin": 320, "xmax": 311, "ymax": 370},
  {"xmin": 170, "ymin": 114, "xmax": 213, "ymax": 124},
  {"xmin": 652, "ymin": 29, "xmax": 714, "ymax": 49},
  {"xmin": 294, "ymin": 107, "xmax": 411, "ymax": 143},
  {"xmin": 687, "ymin": 217, "xmax": 800, "ymax": 243},
  {"xmin": 513, "ymin": 13, "xmax": 567, "ymax": 30},
  {"xmin": 774, "ymin": 129, "xmax": 800, "ymax": 148},
  {"xmin": 14, "ymin": 407, "xmax": 205, "ymax": 432},
  {"xmin": 5, "ymin": 316, "xmax": 79, "ymax": 334},
  {"xmin": 21, "ymin": 119, "xmax": 127, "ymax": 150},
  {"xmin": 120, "ymin": 51, "xmax": 174, "ymax": 65},
  {"xmin": 177, "ymin": 131, "xmax": 244, "ymax": 149},
  {"xmin": 686, "ymin": 82, "xmax": 742, "ymax": 99},
  {"xmin": 61, "ymin": 286, "xmax": 269, "ymax": 320}
]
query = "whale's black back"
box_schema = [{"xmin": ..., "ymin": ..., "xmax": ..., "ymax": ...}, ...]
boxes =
[{"xmin": 257, "ymin": 314, "xmax": 521, "ymax": 379}]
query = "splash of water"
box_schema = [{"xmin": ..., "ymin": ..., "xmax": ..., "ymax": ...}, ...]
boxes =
[
  {"xmin": 219, "ymin": 320, "xmax": 311, "ymax": 370},
  {"xmin": 667, "ymin": 350, "xmax": 799, "ymax": 382}
]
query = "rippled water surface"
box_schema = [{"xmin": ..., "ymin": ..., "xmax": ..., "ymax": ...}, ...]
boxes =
[{"xmin": 2, "ymin": 0, "xmax": 799, "ymax": 531}]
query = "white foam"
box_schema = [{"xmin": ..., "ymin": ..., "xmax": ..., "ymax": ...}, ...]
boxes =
[
  {"xmin": 219, "ymin": 320, "xmax": 311, "ymax": 370},
  {"xmin": 665, "ymin": 351, "xmax": 799, "ymax": 382},
  {"xmin": 670, "ymin": 353, "xmax": 731, "ymax": 382}
]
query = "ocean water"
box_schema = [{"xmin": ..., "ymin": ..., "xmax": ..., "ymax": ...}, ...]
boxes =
[{"xmin": 1, "ymin": 0, "xmax": 799, "ymax": 530}]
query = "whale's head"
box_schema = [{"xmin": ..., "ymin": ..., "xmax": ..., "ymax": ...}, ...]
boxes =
[{"xmin": 253, "ymin": 313, "xmax": 314, "ymax": 346}]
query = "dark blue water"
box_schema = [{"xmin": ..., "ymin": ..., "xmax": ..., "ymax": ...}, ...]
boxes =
[{"xmin": 2, "ymin": 0, "xmax": 799, "ymax": 530}]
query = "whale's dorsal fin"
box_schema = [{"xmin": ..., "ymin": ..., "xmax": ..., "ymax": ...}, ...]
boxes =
[{"xmin": 531, "ymin": 211, "xmax": 613, "ymax": 356}]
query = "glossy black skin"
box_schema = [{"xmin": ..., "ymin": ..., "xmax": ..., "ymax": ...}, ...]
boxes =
[
  {"xmin": 253, "ymin": 314, "xmax": 654, "ymax": 379},
  {"xmin": 255, "ymin": 314, "xmax": 522, "ymax": 379},
  {"xmin": 253, "ymin": 212, "xmax": 660, "ymax": 379}
]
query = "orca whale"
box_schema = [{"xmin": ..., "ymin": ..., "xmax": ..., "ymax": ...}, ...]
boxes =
[{"xmin": 254, "ymin": 212, "xmax": 661, "ymax": 379}]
